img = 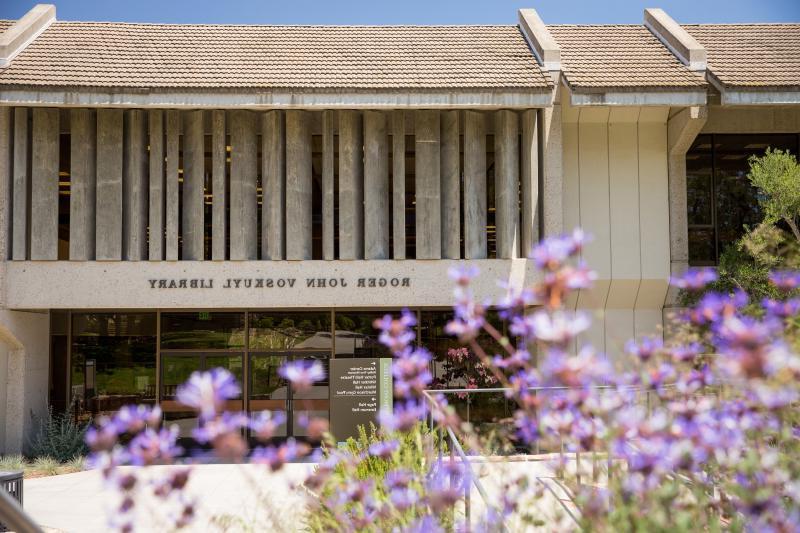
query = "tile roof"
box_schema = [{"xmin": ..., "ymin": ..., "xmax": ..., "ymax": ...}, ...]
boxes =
[
  {"xmin": 0, "ymin": 21, "xmax": 551, "ymax": 91},
  {"xmin": 548, "ymin": 24, "xmax": 706, "ymax": 92},
  {"xmin": 684, "ymin": 24, "xmax": 800, "ymax": 90}
]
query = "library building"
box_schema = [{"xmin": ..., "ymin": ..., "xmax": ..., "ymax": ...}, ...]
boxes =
[{"xmin": 0, "ymin": 4, "xmax": 797, "ymax": 451}]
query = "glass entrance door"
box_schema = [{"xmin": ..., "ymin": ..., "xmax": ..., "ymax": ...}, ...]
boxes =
[
  {"xmin": 249, "ymin": 351, "xmax": 329, "ymax": 439},
  {"xmin": 160, "ymin": 352, "xmax": 244, "ymax": 439}
]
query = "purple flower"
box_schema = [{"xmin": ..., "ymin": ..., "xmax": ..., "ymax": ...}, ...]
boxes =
[
  {"xmin": 762, "ymin": 297, "xmax": 800, "ymax": 320},
  {"xmin": 114, "ymin": 404, "xmax": 162, "ymax": 434},
  {"xmin": 378, "ymin": 401, "xmax": 427, "ymax": 432},
  {"xmin": 192, "ymin": 411, "xmax": 249, "ymax": 444},
  {"xmin": 373, "ymin": 309, "xmax": 417, "ymax": 355},
  {"xmin": 249, "ymin": 410, "xmax": 287, "ymax": 441},
  {"xmin": 625, "ymin": 336, "xmax": 663, "ymax": 362},
  {"xmin": 689, "ymin": 291, "xmax": 748, "ymax": 326},
  {"xmin": 127, "ymin": 426, "xmax": 182, "ymax": 466},
  {"xmin": 529, "ymin": 229, "xmax": 586, "ymax": 271},
  {"xmin": 426, "ymin": 462, "xmax": 468, "ymax": 513},
  {"xmin": 528, "ymin": 310, "xmax": 590, "ymax": 345},
  {"xmin": 769, "ymin": 270, "xmax": 800, "ymax": 292},
  {"xmin": 175, "ymin": 368, "xmax": 240, "ymax": 421},
  {"xmin": 392, "ymin": 348, "xmax": 433, "ymax": 397},
  {"xmin": 448, "ymin": 264, "xmax": 479, "ymax": 286},
  {"xmin": 669, "ymin": 342, "xmax": 703, "ymax": 363},
  {"xmin": 385, "ymin": 468, "xmax": 413, "ymax": 489},
  {"xmin": 251, "ymin": 439, "xmax": 310, "ymax": 471},
  {"xmin": 390, "ymin": 486, "xmax": 419, "ymax": 510},
  {"xmin": 670, "ymin": 267, "xmax": 717, "ymax": 291},
  {"xmin": 368, "ymin": 439, "xmax": 399, "ymax": 458},
  {"xmin": 278, "ymin": 360, "xmax": 325, "ymax": 392}
]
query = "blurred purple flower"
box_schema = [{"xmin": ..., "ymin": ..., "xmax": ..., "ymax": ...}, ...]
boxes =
[
  {"xmin": 670, "ymin": 267, "xmax": 717, "ymax": 291},
  {"xmin": 625, "ymin": 336, "xmax": 663, "ymax": 362},
  {"xmin": 762, "ymin": 297, "xmax": 800, "ymax": 320},
  {"xmin": 527, "ymin": 310, "xmax": 590, "ymax": 345},
  {"xmin": 249, "ymin": 410, "xmax": 287, "ymax": 441},
  {"xmin": 279, "ymin": 359, "xmax": 325, "ymax": 392},
  {"xmin": 529, "ymin": 229, "xmax": 586, "ymax": 271},
  {"xmin": 390, "ymin": 486, "xmax": 420, "ymax": 510},
  {"xmin": 392, "ymin": 348, "xmax": 433, "ymax": 397},
  {"xmin": 251, "ymin": 439, "xmax": 310, "ymax": 471},
  {"xmin": 689, "ymin": 291, "xmax": 748, "ymax": 326},
  {"xmin": 769, "ymin": 270, "xmax": 800, "ymax": 291},
  {"xmin": 373, "ymin": 309, "xmax": 417, "ymax": 355},
  {"xmin": 175, "ymin": 368, "xmax": 240, "ymax": 421},
  {"xmin": 378, "ymin": 400, "xmax": 427, "ymax": 432},
  {"xmin": 192, "ymin": 411, "xmax": 249, "ymax": 444},
  {"xmin": 127, "ymin": 426, "xmax": 182, "ymax": 466},
  {"xmin": 368, "ymin": 439, "xmax": 399, "ymax": 458},
  {"xmin": 448, "ymin": 264, "xmax": 479, "ymax": 286}
]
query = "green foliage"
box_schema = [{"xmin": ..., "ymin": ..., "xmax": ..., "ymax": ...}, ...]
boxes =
[
  {"xmin": 0, "ymin": 454, "xmax": 26, "ymax": 471},
  {"xmin": 31, "ymin": 456, "xmax": 61, "ymax": 476},
  {"xmin": 747, "ymin": 149, "xmax": 800, "ymax": 240},
  {"xmin": 305, "ymin": 422, "xmax": 449, "ymax": 532},
  {"xmin": 27, "ymin": 405, "xmax": 89, "ymax": 462}
]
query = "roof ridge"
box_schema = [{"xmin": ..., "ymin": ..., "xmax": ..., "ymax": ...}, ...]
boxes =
[{"xmin": 49, "ymin": 20, "xmax": 519, "ymax": 28}]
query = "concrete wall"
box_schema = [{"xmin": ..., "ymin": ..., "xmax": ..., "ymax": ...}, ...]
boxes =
[
  {"xmin": 0, "ymin": 309, "xmax": 49, "ymax": 454},
  {"xmin": 562, "ymin": 100, "xmax": 671, "ymax": 363}
]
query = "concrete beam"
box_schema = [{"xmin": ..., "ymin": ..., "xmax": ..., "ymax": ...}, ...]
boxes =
[
  {"xmin": 644, "ymin": 8, "xmax": 706, "ymax": 71},
  {"xmin": 0, "ymin": 4, "xmax": 55, "ymax": 68},
  {"xmin": 285, "ymin": 110, "xmax": 312, "ymax": 260},
  {"xmin": 568, "ymin": 89, "xmax": 706, "ymax": 107},
  {"xmin": 182, "ymin": 110, "xmax": 205, "ymax": 260},
  {"xmin": 415, "ymin": 110, "xmax": 441, "ymax": 260},
  {"xmin": 0, "ymin": 89, "xmax": 553, "ymax": 110},
  {"xmin": 518, "ymin": 9, "xmax": 561, "ymax": 70},
  {"xmin": 494, "ymin": 110, "xmax": 520, "ymax": 259},
  {"xmin": 339, "ymin": 110, "xmax": 364, "ymax": 260},
  {"xmin": 123, "ymin": 109, "xmax": 148, "ymax": 261},
  {"xmin": 521, "ymin": 109, "xmax": 539, "ymax": 256},
  {"xmin": 211, "ymin": 110, "xmax": 226, "ymax": 261},
  {"xmin": 69, "ymin": 108, "xmax": 96, "ymax": 260},
  {"xmin": 364, "ymin": 110, "xmax": 390, "ymax": 260},
  {"xmin": 11, "ymin": 107, "xmax": 28, "ymax": 260},
  {"xmin": 440, "ymin": 110, "xmax": 460, "ymax": 259},
  {"xmin": 262, "ymin": 110, "xmax": 285, "ymax": 260},
  {"xmin": 148, "ymin": 109, "xmax": 164, "ymax": 260},
  {"xmin": 666, "ymin": 106, "xmax": 707, "ymax": 304},
  {"xmin": 322, "ymin": 110, "xmax": 335, "ymax": 260},
  {"xmin": 230, "ymin": 110, "xmax": 257, "ymax": 260},
  {"xmin": 95, "ymin": 109, "xmax": 123, "ymax": 260},
  {"xmin": 463, "ymin": 111, "xmax": 487, "ymax": 259},
  {"xmin": 392, "ymin": 111, "xmax": 406, "ymax": 260},
  {"xmin": 165, "ymin": 110, "xmax": 179, "ymax": 260}
]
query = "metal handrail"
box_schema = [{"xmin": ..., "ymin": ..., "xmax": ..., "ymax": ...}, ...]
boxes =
[{"xmin": 0, "ymin": 488, "xmax": 41, "ymax": 533}]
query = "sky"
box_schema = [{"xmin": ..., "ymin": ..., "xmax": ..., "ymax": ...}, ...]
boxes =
[{"xmin": 0, "ymin": 0, "xmax": 798, "ymax": 25}]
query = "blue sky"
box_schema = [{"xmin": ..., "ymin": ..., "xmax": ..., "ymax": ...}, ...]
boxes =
[{"xmin": 1, "ymin": 0, "xmax": 798, "ymax": 24}]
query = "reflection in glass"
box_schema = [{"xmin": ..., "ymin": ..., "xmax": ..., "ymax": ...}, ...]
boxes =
[
  {"xmin": 249, "ymin": 312, "xmax": 332, "ymax": 352},
  {"xmin": 249, "ymin": 354, "xmax": 288, "ymax": 437},
  {"xmin": 291, "ymin": 353, "xmax": 329, "ymax": 438},
  {"xmin": 335, "ymin": 311, "xmax": 399, "ymax": 358},
  {"xmin": 70, "ymin": 313, "xmax": 157, "ymax": 422},
  {"xmin": 160, "ymin": 312, "xmax": 245, "ymax": 349}
]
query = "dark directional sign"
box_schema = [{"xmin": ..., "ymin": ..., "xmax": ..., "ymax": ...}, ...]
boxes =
[{"xmin": 330, "ymin": 358, "xmax": 393, "ymax": 443}]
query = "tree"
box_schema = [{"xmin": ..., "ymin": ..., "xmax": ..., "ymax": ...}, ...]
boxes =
[{"xmin": 747, "ymin": 148, "xmax": 800, "ymax": 242}]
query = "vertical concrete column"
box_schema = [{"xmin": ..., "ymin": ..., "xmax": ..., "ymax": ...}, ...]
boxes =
[
  {"xmin": 392, "ymin": 111, "xmax": 406, "ymax": 259},
  {"xmin": 148, "ymin": 110, "xmax": 164, "ymax": 260},
  {"xmin": 30, "ymin": 108, "xmax": 59, "ymax": 260},
  {"xmin": 211, "ymin": 110, "xmax": 226, "ymax": 261},
  {"xmin": 123, "ymin": 109, "xmax": 148, "ymax": 261},
  {"xmin": 182, "ymin": 110, "xmax": 205, "ymax": 261},
  {"xmin": 338, "ymin": 110, "xmax": 364, "ymax": 260},
  {"xmin": 230, "ymin": 110, "xmax": 257, "ymax": 260},
  {"xmin": 463, "ymin": 111, "xmax": 486, "ymax": 259},
  {"xmin": 440, "ymin": 110, "xmax": 460, "ymax": 259},
  {"xmin": 521, "ymin": 109, "xmax": 540, "ymax": 255},
  {"xmin": 70, "ymin": 108, "xmax": 96, "ymax": 260},
  {"xmin": 165, "ymin": 110, "xmax": 180, "ymax": 260},
  {"xmin": 11, "ymin": 108, "xmax": 28, "ymax": 260},
  {"xmin": 415, "ymin": 110, "xmax": 441, "ymax": 260},
  {"xmin": 494, "ymin": 110, "xmax": 520, "ymax": 259},
  {"xmin": 540, "ymin": 97, "xmax": 563, "ymax": 238},
  {"xmin": 0, "ymin": 108, "xmax": 10, "ymax": 261},
  {"xmin": 322, "ymin": 110, "xmax": 335, "ymax": 260},
  {"xmin": 285, "ymin": 110, "xmax": 312, "ymax": 260},
  {"xmin": 262, "ymin": 110, "xmax": 285, "ymax": 260},
  {"xmin": 363, "ymin": 110, "xmax": 389, "ymax": 260},
  {"xmin": 96, "ymin": 109, "xmax": 123, "ymax": 261}
]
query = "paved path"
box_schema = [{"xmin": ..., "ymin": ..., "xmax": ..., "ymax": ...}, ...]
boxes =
[{"xmin": 23, "ymin": 457, "xmax": 589, "ymax": 532}]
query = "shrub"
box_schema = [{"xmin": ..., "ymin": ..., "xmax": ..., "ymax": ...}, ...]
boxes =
[
  {"xmin": 28, "ymin": 405, "xmax": 89, "ymax": 462},
  {"xmin": 0, "ymin": 454, "xmax": 26, "ymax": 471}
]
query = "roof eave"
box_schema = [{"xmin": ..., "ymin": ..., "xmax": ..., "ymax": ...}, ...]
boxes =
[
  {"xmin": 0, "ymin": 86, "xmax": 555, "ymax": 109},
  {"xmin": 707, "ymin": 72, "xmax": 800, "ymax": 106},
  {"xmin": 563, "ymin": 79, "xmax": 707, "ymax": 107}
]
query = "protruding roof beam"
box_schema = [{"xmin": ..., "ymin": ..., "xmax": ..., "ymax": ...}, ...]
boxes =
[
  {"xmin": 644, "ymin": 8, "xmax": 706, "ymax": 71},
  {"xmin": 518, "ymin": 8, "xmax": 561, "ymax": 71},
  {"xmin": 0, "ymin": 4, "xmax": 55, "ymax": 68}
]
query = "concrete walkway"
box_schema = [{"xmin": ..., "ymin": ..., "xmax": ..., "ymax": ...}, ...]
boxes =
[{"xmin": 23, "ymin": 457, "xmax": 589, "ymax": 532}]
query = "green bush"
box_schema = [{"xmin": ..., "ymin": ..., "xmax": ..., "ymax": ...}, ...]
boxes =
[{"xmin": 27, "ymin": 405, "xmax": 89, "ymax": 462}]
